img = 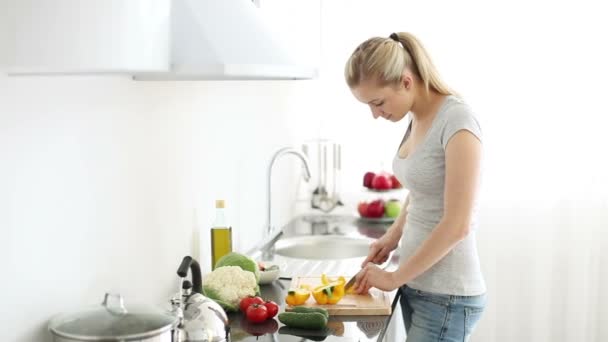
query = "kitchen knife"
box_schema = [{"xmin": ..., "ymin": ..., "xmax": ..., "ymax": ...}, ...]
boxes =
[
  {"xmin": 344, "ymin": 261, "xmax": 393, "ymax": 292},
  {"xmin": 343, "ymin": 270, "xmax": 360, "ymax": 291}
]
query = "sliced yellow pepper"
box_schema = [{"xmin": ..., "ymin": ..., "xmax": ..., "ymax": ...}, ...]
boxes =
[
  {"xmin": 321, "ymin": 274, "xmax": 346, "ymax": 286},
  {"xmin": 299, "ymin": 284, "xmax": 312, "ymax": 291},
  {"xmin": 285, "ymin": 288, "xmax": 310, "ymax": 306},
  {"xmin": 312, "ymin": 280, "xmax": 345, "ymax": 305}
]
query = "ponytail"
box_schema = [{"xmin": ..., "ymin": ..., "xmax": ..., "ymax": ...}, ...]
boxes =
[{"xmin": 345, "ymin": 32, "xmax": 452, "ymax": 96}]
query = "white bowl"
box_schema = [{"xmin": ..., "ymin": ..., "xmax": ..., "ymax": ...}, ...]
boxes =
[{"xmin": 258, "ymin": 262, "xmax": 281, "ymax": 284}]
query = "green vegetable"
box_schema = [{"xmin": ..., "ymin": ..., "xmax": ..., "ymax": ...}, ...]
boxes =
[
  {"xmin": 202, "ymin": 286, "xmax": 238, "ymax": 312},
  {"xmin": 214, "ymin": 252, "xmax": 260, "ymax": 282},
  {"xmin": 201, "ymin": 266, "xmax": 258, "ymax": 312},
  {"xmin": 291, "ymin": 306, "xmax": 330, "ymax": 319},
  {"xmin": 278, "ymin": 312, "xmax": 328, "ymax": 330}
]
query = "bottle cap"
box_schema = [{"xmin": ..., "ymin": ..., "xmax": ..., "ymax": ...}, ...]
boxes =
[{"xmin": 215, "ymin": 200, "xmax": 225, "ymax": 208}]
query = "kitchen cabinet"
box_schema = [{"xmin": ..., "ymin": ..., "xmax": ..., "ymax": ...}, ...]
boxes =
[{"xmin": 8, "ymin": 0, "xmax": 170, "ymax": 75}]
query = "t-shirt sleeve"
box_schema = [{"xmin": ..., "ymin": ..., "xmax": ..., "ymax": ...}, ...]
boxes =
[{"xmin": 440, "ymin": 106, "xmax": 482, "ymax": 150}]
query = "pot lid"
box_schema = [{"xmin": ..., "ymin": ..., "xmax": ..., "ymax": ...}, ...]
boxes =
[{"xmin": 49, "ymin": 293, "xmax": 177, "ymax": 341}]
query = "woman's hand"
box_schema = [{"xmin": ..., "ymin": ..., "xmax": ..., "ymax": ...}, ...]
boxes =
[
  {"xmin": 361, "ymin": 228, "xmax": 400, "ymax": 267},
  {"xmin": 353, "ymin": 263, "xmax": 399, "ymax": 293}
]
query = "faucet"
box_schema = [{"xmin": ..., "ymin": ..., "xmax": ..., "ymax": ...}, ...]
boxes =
[{"xmin": 267, "ymin": 147, "xmax": 312, "ymax": 236}]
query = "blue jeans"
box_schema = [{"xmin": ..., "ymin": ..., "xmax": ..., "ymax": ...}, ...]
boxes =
[{"xmin": 400, "ymin": 285, "xmax": 486, "ymax": 342}]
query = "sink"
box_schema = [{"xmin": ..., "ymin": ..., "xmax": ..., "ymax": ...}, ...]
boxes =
[{"xmin": 274, "ymin": 235, "xmax": 372, "ymax": 260}]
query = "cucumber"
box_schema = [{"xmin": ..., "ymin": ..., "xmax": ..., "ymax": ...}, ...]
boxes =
[
  {"xmin": 291, "ymin": 306, "xmax": 330, "ymax": 319},
  {"xmin": 278, "ymin": 312, "xmax": 328, "ymax": 330}
]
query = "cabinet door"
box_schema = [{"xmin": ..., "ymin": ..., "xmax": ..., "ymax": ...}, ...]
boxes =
[
  {"xmin": 9, "ymin": 0, "xmax": 170, "ymax": 75},
  {"xmin": 256, "ymin": 0, "xmax": 321, "ymax": 72}
]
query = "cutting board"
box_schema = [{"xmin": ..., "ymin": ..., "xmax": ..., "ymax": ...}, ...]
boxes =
[{"xmin": 286, "ymin": 276, "xmax": 392, "ymax": 316}]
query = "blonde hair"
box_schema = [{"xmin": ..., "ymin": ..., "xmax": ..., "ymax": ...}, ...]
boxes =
[{"xmin": 345, "ymin": 32, "xmax": 452, "ymax": 95}]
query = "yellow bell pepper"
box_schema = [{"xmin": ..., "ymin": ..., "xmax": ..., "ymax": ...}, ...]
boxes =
[
  {"xmin": 298, "ymin": 284, "xmax": 312, "ymax": 291},
  {"xmin": 321, "ymin": 273, "xmax": 346, "ymax": 285},
  {"xmin": 321, "ymin": 274, "xmax": 346, "ymax": 286},
  {"xmin": 312, "ymin": 281, "xmax": 345, "ymax": 305},
  {"xmin": 285, "ymin": 288, "xmax": 310, "ymax": 306}
]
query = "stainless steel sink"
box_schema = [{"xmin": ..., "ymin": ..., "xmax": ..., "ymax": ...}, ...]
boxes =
[
  {"xmin": 246, "ymin": 215, "xmax": 395, "ymax": 279},
  {"xmin": 274, "ymin": 235, "xmax": 372, "ymax": 260}
]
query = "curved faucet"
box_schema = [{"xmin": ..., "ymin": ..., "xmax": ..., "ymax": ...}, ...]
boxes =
[{"xmin": 267, "ymin": 147, "xmax": 312, "ymax": 236}]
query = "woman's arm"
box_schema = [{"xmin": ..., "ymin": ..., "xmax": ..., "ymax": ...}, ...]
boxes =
[
  {"xmin": 355, "ymin": 130, "xmax": 481, "ymax": 292},
  {"xmin": 360, "ymin": 195, "xmax": 410, "ymax": 266}
]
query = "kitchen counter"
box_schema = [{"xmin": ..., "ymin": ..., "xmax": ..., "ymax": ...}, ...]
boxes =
[
  {"xmin": 227, "ymin": 279, "xmax": 403, "ymax": 342},
  {"xmin": 232, "ymin": 214, "xmax": 406, "ymax": 341}
]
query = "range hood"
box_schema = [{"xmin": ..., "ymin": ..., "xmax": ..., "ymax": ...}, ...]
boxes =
[
  {"xmin": 7, "ymin": 0, "xmax": 317, "ymax": 80},
  {"xmin": 135, "ymin": 0, "xmax": 317, "ymax": 80}
]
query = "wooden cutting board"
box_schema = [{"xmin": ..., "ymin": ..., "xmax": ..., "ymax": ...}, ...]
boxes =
[{"xmin": 285, "ymin": 276, "xmax": 392, "ymax": 316}]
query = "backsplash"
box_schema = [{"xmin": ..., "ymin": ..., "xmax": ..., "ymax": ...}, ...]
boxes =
[{"xmin": 0, "ymin": 75, "xmax": 325, "ymax": 341}]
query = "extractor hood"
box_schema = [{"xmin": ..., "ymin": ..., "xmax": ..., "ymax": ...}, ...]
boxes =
[
  {"xmin": 134, "ymin": 0, "xmax": 318, "ymax": 80},
  {"xmin": 6, "ymin": 0, "xmax": 317, "ymax": 80}
]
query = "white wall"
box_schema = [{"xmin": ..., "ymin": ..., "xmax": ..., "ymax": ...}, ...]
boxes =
[
  {"xmin": 0, "ymin": 2, "xmax": 330, "ymax": 338},
  {"xmin": 0, "ymin": 77, "xmax": 337, "ymax": 341}
]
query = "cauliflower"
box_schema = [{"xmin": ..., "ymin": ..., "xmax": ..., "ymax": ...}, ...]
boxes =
[{"xmin": 202, "ymin": 266, "xmax": 259, "ymax": 312}]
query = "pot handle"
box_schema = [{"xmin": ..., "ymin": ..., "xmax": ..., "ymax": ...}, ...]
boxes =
[{"xmin": 102, "ymin": 293, "xmax": 128, "ymax": 316}]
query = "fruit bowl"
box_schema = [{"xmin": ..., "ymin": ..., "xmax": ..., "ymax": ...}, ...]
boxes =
[
  {"xmin": 363, "ymin": 171, "xmax": 403, "ymax": 191},
  {"xmin": 358, "ymin": 216, "xmax": 395, "ymax": 224},
  {"xmin": 363, "ymin": 187, "xmax": 404, "ymax": 193}
]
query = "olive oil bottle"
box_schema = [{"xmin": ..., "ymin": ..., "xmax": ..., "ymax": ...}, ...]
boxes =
[{"xmin": 210, "ymin": 200, "xmax": 232, "ymax": 270}]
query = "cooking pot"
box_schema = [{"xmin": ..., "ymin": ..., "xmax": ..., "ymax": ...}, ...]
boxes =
[
  {"xmin": 48, "ymin": 256, "xmax": 229, "ymax": 342},
  {"xmin": 49, "ymin": 292, "xmax": 177, "ymax": 342}
]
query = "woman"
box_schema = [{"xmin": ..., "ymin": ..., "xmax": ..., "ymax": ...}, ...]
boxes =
[{"xmin": 346, "ymin": 32, "xmax": 486, "ymax": 341}]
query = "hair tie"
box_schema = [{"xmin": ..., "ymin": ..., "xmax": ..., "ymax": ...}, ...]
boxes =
[{"xmin": 389, "ymin": 33, "xmax": 400, "ymax": 42}]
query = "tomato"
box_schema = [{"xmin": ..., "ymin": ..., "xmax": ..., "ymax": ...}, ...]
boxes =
[
  {"xmin": 264, "ymin": 300, "xmax": 279, "ymax": 318},
  {"xmin": 239, "ymin": 296, "xmax": 264, "ymax": 313},
  {"xmin": 246, "ymin": 303, "xmax": 269, "ymax": 323}
]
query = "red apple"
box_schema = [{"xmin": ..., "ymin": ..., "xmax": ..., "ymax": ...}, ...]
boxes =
[
  {"xmin": 390, "ymin": 174, "xmax": 402, "ymax": 189},
  {"xmin": 363, "ymin": 172, "xmax": 376, "ymax": 188},
  {"xmin": 371, "ymin": 174, "xmax": 393, "ymax": 190},
  {"xmin": 357, "ymin": 201, "xmax": 370, "ymax": 217},
  {"xmin": 366, "ymin": 199, "xmax": 385, "ymax": 218}
]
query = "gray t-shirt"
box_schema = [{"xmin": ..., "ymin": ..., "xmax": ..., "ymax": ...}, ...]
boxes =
[{"xmin": 392, "ymin": 95, "xmax": 486, "ymax": 296}]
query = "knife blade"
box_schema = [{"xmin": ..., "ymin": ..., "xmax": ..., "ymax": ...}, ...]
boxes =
[
  {"xmin": 343, "ymin": 270, "xmax": 360, "ymax": 291},
  {"xmin": 344, "ymin": 261, "xmax": 393, "ymax": 292}
]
